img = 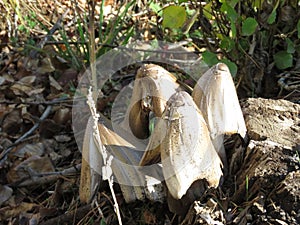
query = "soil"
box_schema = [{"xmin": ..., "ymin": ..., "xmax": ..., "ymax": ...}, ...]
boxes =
[
  {"xmin": 231, "ymin": 98, "xmax": 300, "ymax": 225},
  {"xmin": 182, "ymin": 98, "xmax": 300, "ymax": 225}
]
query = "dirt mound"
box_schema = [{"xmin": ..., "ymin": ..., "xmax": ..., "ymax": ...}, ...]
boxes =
[{"xmin": 184, "ymin": 98, "xmax": 300, "ymax": 225}]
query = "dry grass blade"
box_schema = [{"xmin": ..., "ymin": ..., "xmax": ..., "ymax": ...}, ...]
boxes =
[
  {"xmin": 80, "ymin": 88, "xmax": 123, "ymax": 224},
  {"xmin": 79, "ymin": 116, "xmax": 102, "ymax": 204}
]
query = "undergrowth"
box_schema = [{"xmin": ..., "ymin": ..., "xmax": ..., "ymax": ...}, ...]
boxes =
[{"xmin": 1, "ymin": 0, "xmax": 299, "ymax": 100}]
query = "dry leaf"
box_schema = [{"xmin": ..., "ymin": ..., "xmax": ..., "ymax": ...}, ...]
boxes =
[
  {"xmin": 7, "ymin": 155, "xmax": 55, "ymax": 184},
  {"xmin": 36, "ymin": 57, "xmax": 55, "ymax": 74},
  {"xmin": 10, "ymin": 75, "xmax": 37, "ymax": 96},
  {"xmin": 49, "ymin": 75, "xmax": 63, "ymax": 91},
  {"xmin": 2, "ymin": 108, "xmax": 22, "ymax": 135},
  {"xmin": 53, "ymin": 107, "xmax": 71, "ymax": 124},
  {"xmin": 13, "ymin": 142, "xmax": 45, "ymax": 158},
  {"xmin": 143, "ymin": 209, "xmax": 157, "ymax": 224},
  {"xmin": 0, "ymin": 76, "xmax": 6, "ymax": 85},
  {"xmin": 28, "ymin": 87, "xmax": 44, "ymax": 95},
  {"xmin": 0, "ymin": 185, "xmax": 13, "ymax": 206},
  {"xmin": 0, "ymin": 202, "xmax": 37, "ymax": 221},
  {"xmin": 39, "ymin": 119, "xmax": 64, "ymax": 139},
  {"xmin": 57, "ymin": 68, "xmax": 78, "ymax": 87},
  {"xmin": 18, "ymin": 75, "xmax": 36, "ymax": 84},
  {"xmin": 0, "ymin": 103, "xmax": 10, "ymax": 120}
]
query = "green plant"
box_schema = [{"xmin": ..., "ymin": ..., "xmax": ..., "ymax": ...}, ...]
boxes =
[
  {"xmin": 149, "ymin": 0, "xmax": 300, "ymax": 97},
  {"xmin": 52, "ymin": 0, "xmax": 136, "ymax": 71},
  {"xmin": 96, "ymin": 1, "xmax": 136, "ymax": 57},
  {"xmin": 197, "ymin": 0, "xmax": 299, "ymax": 95},
  {"xmin": 245, "ymin": 175, "xmax": 249, "ymax": 201}
]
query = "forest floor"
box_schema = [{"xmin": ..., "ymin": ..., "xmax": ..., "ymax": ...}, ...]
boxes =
[{"xmin": 0, "ymin": 0, "xmax": 299, "ymax": 224}]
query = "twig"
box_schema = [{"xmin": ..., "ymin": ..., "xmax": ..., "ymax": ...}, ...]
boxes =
[
  {"xmin": 89, "ymin": 0, "xmax": 97, "ymax": 102},
  {"xmin": 94, "ymin": 200, "xmax": 106, "ymax": 224},
  {"xmin": 281, "ymin": 89, "xmax": 300, "ymax": 102},
  {"xmin": 9, "ymin": 164, "xmax": 81, "ymax": 187},
  {"xmin": 28, "ymin": 9, "xmax": 70, "ymax": 59},
  {"xmin": 0, "ymin": 96, "xmax": 71, "ymax": 105},
  {"xmin": 39, "ymin": 204, "xmax": 93, "ymax": 225}
]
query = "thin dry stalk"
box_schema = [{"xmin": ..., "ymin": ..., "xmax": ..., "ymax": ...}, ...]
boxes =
[
  {"xmin": 89, "ymin": 0, "xmax": 97, "ymax": 102},
  {"xmin": 86, "ymin": 87, "xmax": 123, "ymax": 225}
]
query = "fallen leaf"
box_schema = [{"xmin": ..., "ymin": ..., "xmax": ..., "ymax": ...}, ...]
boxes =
[
  {"xmin": 0, "ymin": 76, "xmax": 5, "ymax": 85},
  {"xmin": 54, "ymin": 135, "xmax": 71, "ymax": 143},
  {"xmin": 18, "ymin": 75, "xmax": 36, "ymax": 84},
  {"xmin": 0, "ymin": 185, "xmax": 13, "ymax": 206},
  {"xmin": 49, "ymin": 75, "xmax": 63, "ymax": 91},
  {"xmin": 10, "ymin": 83, "xmax": 33, "ymax": 96},
  {"xmin": 0, "ymin": 103, "xmax": 10, "ymax": 120},
  {"xmin": 58, "ymin": 68, "xmax": 78, "ymax": 87},
  {"xmin": 7, "ymin": 155, "xmax": 55, "ymax": 184},
  {"xmin": 10, "ymin": 75, "xmax": 37, "ymax": 96},
  {"xmin": 143, "ymin": 209, "xmax": 157, "ymax": 224},
  {"xmin": 2, "ymin": 108, "xmax": 22, "ymax": 135},
  {"xmin": 36, "ymin": 57, "xmax": 55, "ymax": 74},
  {"xmin": 13, "ymin": 142, "xmax": 46, "ymax": 158},
  {"xmin": 0, "ymin": 202, "xmax": 37, "ymax": 221},
  {"xmin": 28, "ymin": 87, "xmax": 44, "ymax": 95},
  {"xmin": 53, "ymin": 107, "xmax": 71, "ymax": 124}
]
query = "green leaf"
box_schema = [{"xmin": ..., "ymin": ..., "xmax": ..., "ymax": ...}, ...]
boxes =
[
  {"xmin": 191, "ymin": 29, "xmax": 203, "ymax": 38},
  {"xmin": 202, "ymin": 51, "xmax": 219, "ymax": 67},
  {"xmin": 149, "ymin": 117, "xmax": 156, "ymax": 134},
  {"xmin": 286, "ymin": 38, "xmax": 295, "ymax": 54},
  {"xmin": 28, "ymin": 20, "xmax": 37, "ymax": 29},
  {"xmin": 230, "ymin": 22, "xmax": 237, "ymax": 38},
  {"xmin": 178, "ymin": 0, "xmax": 189, "ymax": 3},
  {"xmin": 252, "ymin": 0, "xmax": 263, "ymax": 9},
  {"xmin": 149, "ymin": 2, "xmax": 162, "ymax": 16},
  {"xmin": 182, "ymin": 9, "xmax": 199, "ymax": 34},
  {"xmin": 220, "ymin": 59, "xmax": 237, "ymax": 77},
  {"xmin": 273, "ymin": 51, "xmax": 293, "ymax": 69},
  {"xmin": 18, "ymin": 24, "xmax": 26, "ymax": 32},
  {"xmin": 220, "ymin": 36, "xmax": 235, "ymax": 52},
  {"xmin": 162, "ymin": 6, "xmax": 187, "ymax": 29},
  {"xmin": 228, "ymin": 0, "xmax": 239, "ymax": 7},
  {"xmin": 100, "ymin": 218, "xmax": 107, "ymax": 225},
  {"xmin": 267, "ymin": 10, "xmax": 276, "ymax": 24},
  {"xmin": 203, "ymin": 2, "xmax": 212, "ymax": 19},
  {"xmin": 242, "ymin": 17, "xmax": 258, "ymax": 36},
  {"xmin": 267, "ymin": 0, "xmax": 279, "ymax": 24},
  {"xmin": 221, "ymin": 2, "xmax": 238, "ymax": 22},
  {"xmin": 297, "ymin": 19, "xmax": 300, "ymax": 39}
]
